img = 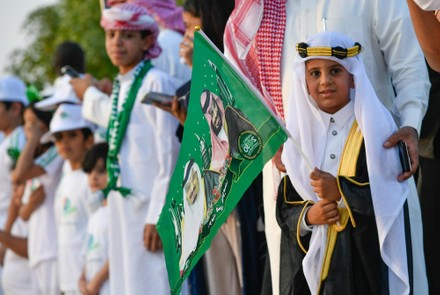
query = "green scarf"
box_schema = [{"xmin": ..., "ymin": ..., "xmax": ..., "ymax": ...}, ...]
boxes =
[{"xmin": 103, "ymin": 60, "xmax": 153, "ymax": 197}]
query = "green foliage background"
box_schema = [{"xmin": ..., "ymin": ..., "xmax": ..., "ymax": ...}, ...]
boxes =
[{"xmin": 6, "ymin": 0, "xmax": 186, "ymax": 89}]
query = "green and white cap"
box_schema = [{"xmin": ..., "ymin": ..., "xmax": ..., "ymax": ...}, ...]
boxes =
[
  {"xmin": 35, "ymin": 75, "xmax": 81, "ymax": 111},
  {"xmin": 41, "ymin": 103, "xmax": 95, "ymax": 143}
]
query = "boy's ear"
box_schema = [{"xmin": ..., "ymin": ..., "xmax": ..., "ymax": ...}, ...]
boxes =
[{"xmin": 141, "ymin": 34, "xmax": 155, "ymax": 52}]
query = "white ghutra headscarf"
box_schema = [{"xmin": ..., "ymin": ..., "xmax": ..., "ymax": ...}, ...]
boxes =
[{"xmin": 282, "ymin": 32, "xmax": 410, "ymax": 294}]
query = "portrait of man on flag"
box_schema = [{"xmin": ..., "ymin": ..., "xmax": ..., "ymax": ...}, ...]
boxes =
[
  {"xmin": 157, "ymin": 30, "xmax": 288, "ymax": 294},
  {"xmin": 179, "ymin": 159, "xmax": 206, "ymax": 275}
]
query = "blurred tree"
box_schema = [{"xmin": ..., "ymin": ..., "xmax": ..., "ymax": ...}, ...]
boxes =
[{"xmin": 6, "ymin": 0, "xmax": 116, "ymax": 89}]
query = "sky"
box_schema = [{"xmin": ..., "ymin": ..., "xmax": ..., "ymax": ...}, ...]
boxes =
[{"xmin": 0, "ymin": 0, "xmax": 58, "ymax": 76}]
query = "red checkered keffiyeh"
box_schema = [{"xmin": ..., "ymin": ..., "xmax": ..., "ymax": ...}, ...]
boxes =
[
  {"xmin": 128, "ymin": 0, "xmax": 185, "ymax": 35},
  {"xmin": 108, "ymin": 0, "xmax": 185, "ymax": 34},
  {"xmin": 224, "ymin": 0, "xmax": 287, "ymax": 119},
  {"xmin": 101, "ymin": 3, "xmax": 162, "ymax": 59}
]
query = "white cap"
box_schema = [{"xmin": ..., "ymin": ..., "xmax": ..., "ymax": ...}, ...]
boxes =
[
  {"xmin": 41, "ymin": 103, "xmax": 95, "ymax": 143},
  {"xmin": 0, "ymin": 76, "xmax": 28, "ymax": 106},
  {"xmin": 35, "ymin": 75, "xmax": 80, "ymax": 111}
]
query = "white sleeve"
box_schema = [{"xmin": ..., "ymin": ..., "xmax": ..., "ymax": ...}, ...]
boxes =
[
  {"xmin": 34, "ymin": 146, "xmax": 63, "ymax": 176},
  {"xmin": 300, "ymin": 207, "xmax": 314, "ymax": 236},
  {"xmin": 144, "ymin": 70, "xmax": 180, "ymax": 224},
  {"xmin": 374, "ymin": 0, "xmax": 430, "ymax": 133},
  {"xmin": 413, "ymin": 0, "xmax": 440, "ymax": 10},
  {"xmin": 82, "ymin": 86, "xmax": 112, "ymax": 128}
]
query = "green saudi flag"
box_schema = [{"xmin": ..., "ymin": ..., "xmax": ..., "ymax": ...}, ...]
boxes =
[{"xmin": 157, "ymin": 30, "xmax": 288, "ymax": 294}]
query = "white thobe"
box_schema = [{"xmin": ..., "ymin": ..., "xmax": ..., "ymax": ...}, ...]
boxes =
[{"xmin": 82, "ymin": 63, "xmax": 180, "ymax": 295}]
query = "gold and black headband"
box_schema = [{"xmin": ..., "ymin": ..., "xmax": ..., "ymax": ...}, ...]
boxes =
[{"xmin": 296, "ymin": 42, "xmax": 362, "ymax": 59}]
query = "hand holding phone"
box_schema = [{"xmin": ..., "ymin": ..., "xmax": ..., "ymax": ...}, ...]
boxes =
[
  {"xmin": 398, "ymin": 141, "xmax": 412, "ymax": 173},
  {"xmin": 141, "ymin": 92, "xmax": 174, "ymax": 105},
  {"xmin": 175, "ymin": 81, "xmax": 190, "ymax": 109},
  {"xmin": 61, "ymin": 65, "xmax": 80, "ymax": 78}
]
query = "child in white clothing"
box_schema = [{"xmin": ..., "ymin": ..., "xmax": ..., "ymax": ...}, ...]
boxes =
[
  {"xmin": 0, "ymin": 76, "xmax": 28, "ymax": 295},
  {"xmin": 12, "ymin": 104, "xmax": 63, "ymax": 295},
  {"xmin": 0, "ymin": 76, "xmax": 28, "ymax": 230},
  {"xmin": 278, "ymin": 31, "xmax": 414, "ymax": 294},
  {"xmin": 79, "ymin": 142, "xmax": 109, "ymax": 295},
  {"xmin": 70, "ymin": 3, "xmax": 180, "ymax": 294},
  {"xmin": 41, "ymin": 103, "xmax": 95, "ymax": 295}
]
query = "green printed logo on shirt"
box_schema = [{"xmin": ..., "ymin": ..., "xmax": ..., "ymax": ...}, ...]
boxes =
[{"xmin": 62, "ymin": 198, "xmax": 77, "ymax": 216}]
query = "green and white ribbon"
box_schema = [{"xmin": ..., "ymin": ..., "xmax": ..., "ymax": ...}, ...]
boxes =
[{"xmin": 103, "ymin": 60, "xmax": 153, "ymax": 198}]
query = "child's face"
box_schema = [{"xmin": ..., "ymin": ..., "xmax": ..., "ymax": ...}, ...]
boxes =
[
  {"xmin": 54, "ymin": 129, "xmax": 93, "ymax": 167},
  {"xmin": 182, "ymin": 11, "xmax": 202, "ymax": 39},
  {"xmin": 105, "ymin": 29, "xmax": 153, "ymax": 74},
  {"xmin": 88, "ymin": 158, "xmax": 108, "ymax": 192},
  {"xmin": 23, "ymin": 108, "xmax": 48, "ymax": 134},
  {"xmin": 0, "ymin": 102, "xmax": 20, "ymax": 133},
  {"xmin": 305, "ymin": 59, "xmax": 354, "ymax": 114}
]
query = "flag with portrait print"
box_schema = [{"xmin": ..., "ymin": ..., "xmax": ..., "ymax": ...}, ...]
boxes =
[{"xmin": 157, "ymin": 30, "xmax": 288, "ymax": 294}]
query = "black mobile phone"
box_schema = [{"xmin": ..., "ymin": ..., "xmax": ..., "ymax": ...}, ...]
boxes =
[
  {"xmin": 141, "ymin": 91, "xmax": 174, "ymax": 105},
  {"xmin": 176, "ymin": 81, "xmax": 191, "ymax": 98},
  {"xmin": 61, "ymin": 65, "xmax": 80, "ymax": 78},
  {"xmin": 398, "ymin": 141, "xmax": 412, "ymax": 173},
  {"xmin": 175, "ymin": 81, "xmax": 191, "ymax": 109}
]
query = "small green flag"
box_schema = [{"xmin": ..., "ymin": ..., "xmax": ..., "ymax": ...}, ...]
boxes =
[{"xmin": 157, "ymin": 30, "xmax": 288, "ymax": 294}]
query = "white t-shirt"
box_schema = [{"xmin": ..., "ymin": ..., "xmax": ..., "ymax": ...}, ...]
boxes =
[
  {"xmin": 1, "ymin": 218, "xmax": 35, "ymax": 295},
  {"xmin": 0, "ymin": 127, "xmax": 25, "ymax": 227},
  {"xmin": 55, "ymin": 168, "xmax": 91, "ymax": 292},
  {"xmin": 413, "ymin": 0, "xmax": 440, "ymax": 10},
  {"xmin": 84, "ymin": 205, "xmax": 109, "ymax": 295},
  {"xmin": 22, "ymin": 146, "xmax": 63, "ymax": 268}
]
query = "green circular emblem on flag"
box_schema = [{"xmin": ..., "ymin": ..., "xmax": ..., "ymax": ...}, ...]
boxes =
[{"xmin": 238, "ymin": 131, "xmax": 262, "ymax": 160}]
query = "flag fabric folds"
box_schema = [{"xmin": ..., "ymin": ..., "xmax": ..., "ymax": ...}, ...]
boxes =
[{"xmin": 157, "ymin": 30, "xmax": 288, "ymax": 294}]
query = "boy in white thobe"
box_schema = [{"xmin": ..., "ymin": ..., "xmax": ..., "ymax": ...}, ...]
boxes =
[{"xmin": 70, "ymin": 3, "xmax": 180, "ymax": 294}]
